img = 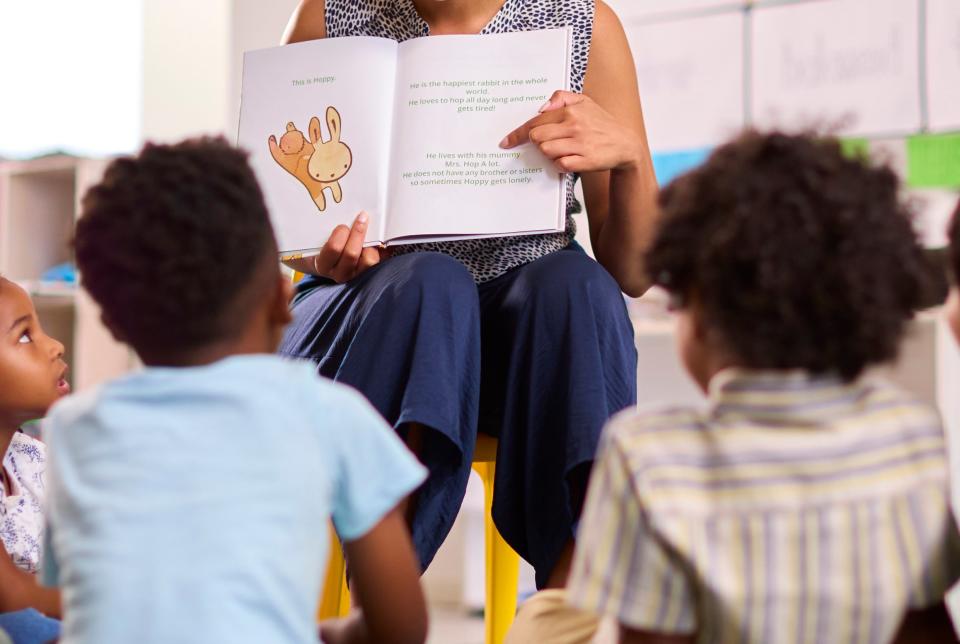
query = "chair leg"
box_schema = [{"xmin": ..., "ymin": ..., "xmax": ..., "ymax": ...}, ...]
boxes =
[
  {"xmin": 318, "ymin": 523, "xmax": 352, "ymax": 621},
  {"xmin": 474, "ymin": 461, "xmax": 520, "ymax": 644}
]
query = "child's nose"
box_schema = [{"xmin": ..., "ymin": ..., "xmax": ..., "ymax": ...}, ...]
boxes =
[{"xmin": 48, "ymin": 337, "xmax": 65, "ymax": 360}]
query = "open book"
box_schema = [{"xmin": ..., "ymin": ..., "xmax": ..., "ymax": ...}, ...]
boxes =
[{"xmin": 237, "ymin": 28, "xmax": 572, "ymax": 257}]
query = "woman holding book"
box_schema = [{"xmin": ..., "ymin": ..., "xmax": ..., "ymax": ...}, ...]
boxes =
[{"xmin": 280, "ymin": 0, "xmax": 657, "ymax": 605}]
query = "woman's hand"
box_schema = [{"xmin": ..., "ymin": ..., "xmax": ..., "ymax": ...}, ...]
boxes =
[
  {"xmin": 499, "ymin": 90, "xmax": 643, "ymax": 174},
  {"xmin": 312, "ymin": 212, "xmax": 387, "ymax": 283}
]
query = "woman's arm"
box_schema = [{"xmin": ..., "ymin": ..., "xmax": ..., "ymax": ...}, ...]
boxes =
[
  {"xmin": 282, "ymin": 0, "xmax": 327, "ymax": 44},
  {"xmin": 0, "ymin": 551, "xmax": 60, "ymax": 618},
  {"xmin": 500, "ymin": 1, "xmax": 658, "ymax": 296},
  {"xmin": 579, "ymin": 1, "xmax": 659, "ymax": 297},
  {"xmin": 319, "ymin": 509, "xmax": 427, "ymax": 644}
]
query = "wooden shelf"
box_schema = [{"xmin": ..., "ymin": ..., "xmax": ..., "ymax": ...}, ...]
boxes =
[{"xmin": 0, "ymin": 156, "xmax": 133, "ymax": 391}]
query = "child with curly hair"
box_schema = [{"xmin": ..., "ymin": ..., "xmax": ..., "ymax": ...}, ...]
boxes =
[
  {"xmin": 43, "ymin": 138, "xmax": 428, "ymax": 644},
  {"xmin": 560, "ymin": 131, "xmax": 960, "ymax": 644},
  {"xmin": 0, "ymin": 277, "xmax": 66, "ymax": 643}
]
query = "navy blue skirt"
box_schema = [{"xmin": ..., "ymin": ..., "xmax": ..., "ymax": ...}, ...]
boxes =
[{"xmin": 279, "ymin": 244, "xmax": 637, "ymax": 588}]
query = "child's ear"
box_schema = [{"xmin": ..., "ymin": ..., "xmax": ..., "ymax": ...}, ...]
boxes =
[{"xmin": 270, "ymin": 274, "xmax": 294, "ymax": 328}]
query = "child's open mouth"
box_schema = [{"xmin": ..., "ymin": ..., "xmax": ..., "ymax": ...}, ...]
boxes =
[{"xmin": 57, "ymin": 367, "xmax": 71, "ymax": 395}]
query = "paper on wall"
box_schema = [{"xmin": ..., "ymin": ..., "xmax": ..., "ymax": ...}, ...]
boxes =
[
  {"xmin": 926, "ymin": 0, "xmax": 960, "ymax": 133},
  {"xmin": 607, "ymin": 0, "xmax": 743, "ymax": 22},
  {"xmin": 751, "ymin": 0, "xmax": 921, "ymax": 138},
  {"xmin": 625, "ymin": 11, "xmax": 745, "ymax": 152}
]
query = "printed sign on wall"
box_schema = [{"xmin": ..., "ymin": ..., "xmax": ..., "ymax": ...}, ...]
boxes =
[
  {"xmin": 625, "ymin": 11, "xmax": 745, "ymax": 152},
  {"xmin": 752, "ymin": 0, "xmax": 921, "ymax": 138},
  {"xmin": 926, "ymin": 0, "xmax": 960, "ymax": 132}
]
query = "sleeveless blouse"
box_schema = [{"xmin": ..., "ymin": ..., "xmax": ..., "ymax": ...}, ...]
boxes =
[{"xmin": 324, "ymin": 0, "xmax": 596, "ymax": 282}]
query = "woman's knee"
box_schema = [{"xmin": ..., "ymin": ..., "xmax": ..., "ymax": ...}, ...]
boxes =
[
  {"xmin": 518, "ymin": 250, "xmax": 624, "ymax": 308},
  {"xmin": 377, "ymin": 252, "xmax": 478, "ymax": 314}
]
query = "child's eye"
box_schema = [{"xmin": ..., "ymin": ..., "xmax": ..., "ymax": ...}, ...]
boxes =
[{"xmin": 17, "ymin": 331, "xmax": 31, "ymax": 344}]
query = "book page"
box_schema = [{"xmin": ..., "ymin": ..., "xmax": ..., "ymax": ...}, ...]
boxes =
[
  {"xmin": 384, "ymin": 29, "xmax": 570, "ymax": 243},
  {"xmin": 238, "ymin": 37, "xmax": 397, "ymax": 255}
]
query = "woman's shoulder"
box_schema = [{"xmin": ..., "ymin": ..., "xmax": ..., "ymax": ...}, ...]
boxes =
[{"xmin": 517, "ymin": 0, "xmax": 596, "ymax": 27}]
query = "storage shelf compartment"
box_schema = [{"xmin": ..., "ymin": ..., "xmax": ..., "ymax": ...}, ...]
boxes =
[{"xmin": 2, "ymin": 163, "xmax": 77, "ymax": 282}]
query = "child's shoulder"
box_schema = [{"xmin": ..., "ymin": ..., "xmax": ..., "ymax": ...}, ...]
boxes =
[
  {"xmin": 607, "ymin": 403, "xmax": 710, "ymax": 438},
  {"xmin": 603, "ymin": 403, "xmax": 712, "ymax": 463},
  {"xmin": 44, "ymin": 355, "xmax": 379, "ymax": 433},
  {"xmin": 7, "ymin": 431, "xmax": 47, "ymax": 464},
  {"xmin": 855, "ymin": 375, "xmax": 941, "ymax": 421}
]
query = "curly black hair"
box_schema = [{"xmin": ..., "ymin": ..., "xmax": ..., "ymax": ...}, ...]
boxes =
[
  {"xmin": 948, "ymin": 198, "xmax": 960, "ymax": 283},
  {"xmin": 646, "ymin": 130, "xmax": 932, "ymax": 381},
  {"xmin": 74, "ymin": 137, "xmax": 277, "ymax": 361}
]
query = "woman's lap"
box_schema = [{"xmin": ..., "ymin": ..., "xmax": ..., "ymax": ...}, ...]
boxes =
[
  {"xmin": 478, "ymin": 246, "xmax": 637, "ymax": 586},
  {"xmin": 281, "ymin": 252, "xmax": 481, "ymax": 568},
  {"xmin": 279, "ymin": 247, "xmax": 637, "ymax": 584}
]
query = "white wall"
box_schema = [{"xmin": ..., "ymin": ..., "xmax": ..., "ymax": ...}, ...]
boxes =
[
  {"xmin": 0, "ymin": 1, "xmax": 142, "ymax": 158},
  {"xmin": 142, "ymin": 0, "xmax": 298, "ymax": 144},
  {"xmin": 229, "ymin": 0, "xmax": 301, "ymax": 140}
]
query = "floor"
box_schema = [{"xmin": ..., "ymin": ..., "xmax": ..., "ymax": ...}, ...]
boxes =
[{"xmin": 428, "ymin": 607, "xmax": 485, "ymax": 644}]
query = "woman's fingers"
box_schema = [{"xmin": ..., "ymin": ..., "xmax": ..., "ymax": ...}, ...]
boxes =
[
  {"xmin": 499, "ymin": 109, "xmax": 565, "ymax": 149},
  {"xmin": 500, "ymin": 91, "xmax": 591, "ymax": 149},
  {"xmin": 357, "ymin": 246, "xmax": 381, "ymax": 273},
  {"xmin": 314, "ymin": 224, "xmax": 351, "ymax": 276},
  {"xmin": 331, "ymin": 212, "xmax": 369, "ymax": 283},
  {"xmin": 537, "ymin": 89, "xmax": 585, "ymax": 114},
  {"xmin": 529, "ymin": 123, "xmax": 577, "ymax": 146},
  {"xmin": 538, "ymin": 139, "xmax": 583, "ymax": 166},
  {"xmin": 313, "ymin": 212, "xmax": 376, "ymax": 282}
]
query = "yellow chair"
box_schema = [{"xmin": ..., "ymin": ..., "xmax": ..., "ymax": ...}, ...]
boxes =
[
  {"xmin": 317, "ymin": 434, "xmax": 521, "ymax": 644},
  {"xmin": 289, "ymin": 269, "xmax": 521, "ymax": 644}
]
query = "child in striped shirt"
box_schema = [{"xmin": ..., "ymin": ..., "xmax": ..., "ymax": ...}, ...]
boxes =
[
  {"xmin": 566, "ymin": 131, "xmax": 960, "ymax": 644},
  {"xmin": 942, "ymin": 198, "xmax": 960, "ymax": 637}
]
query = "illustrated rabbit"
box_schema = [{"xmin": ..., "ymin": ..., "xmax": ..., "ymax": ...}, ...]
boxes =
[{"xmin": 267, "ymin": 106, "xmax": 352, "ymax": 212}]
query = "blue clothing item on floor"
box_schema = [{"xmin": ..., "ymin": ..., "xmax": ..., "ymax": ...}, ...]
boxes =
[
  {"xmin": 280, "ymin": 244, "xmax": 638, "ymax": 587},
  {"xmin": 0, "ymin": 609, "xmax": 59, "ymax": 644}
]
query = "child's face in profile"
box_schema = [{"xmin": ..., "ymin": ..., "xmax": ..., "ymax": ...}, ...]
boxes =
[{"xmin": 0, "ymin": 279, "xmax": 70, "ymax": 427}]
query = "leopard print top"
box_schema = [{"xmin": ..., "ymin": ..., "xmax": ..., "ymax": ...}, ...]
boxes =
[{"xmin": 325, "ymin": 0, "xmax": 595, "ymax": 282}]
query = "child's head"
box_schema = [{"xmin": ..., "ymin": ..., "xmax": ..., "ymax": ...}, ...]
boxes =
[
  {"xmin": 74, "ymin": 137, "xmax": 292, "ymax": 367},
  {"xmin": 646, "ymin": 130, "xmax": 930, "ymax": 390},
  {"xmin": 946, "ymin": 198, "xmax": 960, "ymax": 343},
  {"xmin": 0, "ymin": 278, "xmax": 69, "ymax": 428}
]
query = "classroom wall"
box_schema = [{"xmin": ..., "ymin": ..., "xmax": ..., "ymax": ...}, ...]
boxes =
[
  {"xmin": 142, "ymin": 0, "xmax": 298, "ymax": 145},
  {"xmin": 605, "ymin": 0, "xmax": 960, "ymax": 432},
  {"xmin": 606, "ymin": 0, "xmax": 960, "ymax": 210}
]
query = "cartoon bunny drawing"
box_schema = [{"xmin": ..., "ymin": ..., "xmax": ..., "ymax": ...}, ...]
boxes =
[{"xmin": 267, "ymin": 106, "xmax": 352, "ymax": 212}]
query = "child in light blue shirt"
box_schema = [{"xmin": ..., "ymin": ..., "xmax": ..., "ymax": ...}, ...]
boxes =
[{"xmin": 43, "ymin": 138, "xmax": 428, "ymax": 644}]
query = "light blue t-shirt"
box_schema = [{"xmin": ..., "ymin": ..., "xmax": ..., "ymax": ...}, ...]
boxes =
[{"xmin": 41, "ymin": 354, "xmax": 427, "ymax": 644}]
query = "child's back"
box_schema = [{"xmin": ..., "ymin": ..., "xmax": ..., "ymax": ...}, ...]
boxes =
[
  {"xmin": 47, "ymin": 138, "xmax": 428, "ymax": 644},
  {"xmin": 45, "ymin": 356, "xmax": 421, "ymax": 643},
  {"xmin": 577, "ymin": 373, "xmax": 956, "ymax": 643},
  {"xmin": 566, "ymin": 131, "xmax": 960, "ymax": 644}
]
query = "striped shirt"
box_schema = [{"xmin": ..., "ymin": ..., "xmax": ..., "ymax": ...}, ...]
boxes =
[{"xmin": 568, "ymin": 369, "xmax": 960, "ymax": 644}]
